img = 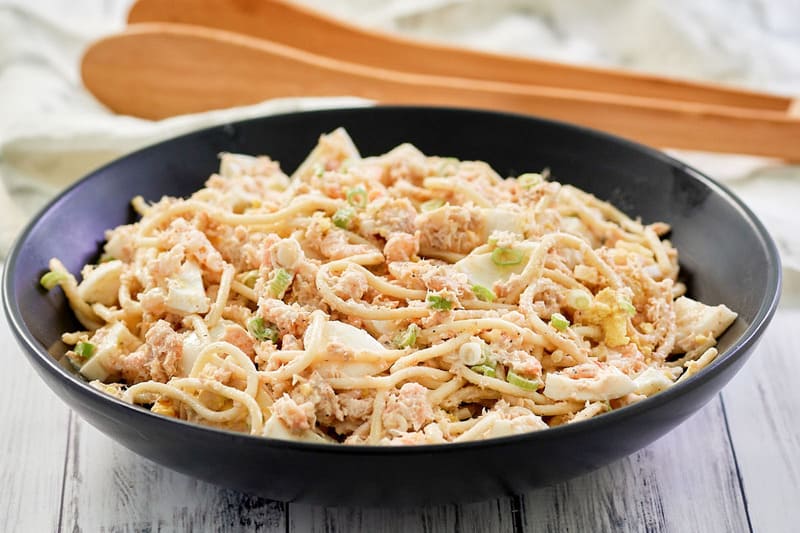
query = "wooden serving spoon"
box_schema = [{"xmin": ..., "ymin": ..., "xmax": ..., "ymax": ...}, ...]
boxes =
[
  {"xmin": 81, "ymin": 23, "xmax": 800, "ymax": 159},
  {"xmin": 127, "ymin": 0, "xmax": 792, "ymax": 112}
]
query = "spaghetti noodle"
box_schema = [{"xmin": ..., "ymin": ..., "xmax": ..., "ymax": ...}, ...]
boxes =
[{"xmin": 43, "ymin": 128, "xmax": 737, "ymax": 445}]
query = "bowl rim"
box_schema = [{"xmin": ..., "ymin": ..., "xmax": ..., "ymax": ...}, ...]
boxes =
[{"xmin": 2, "ymin": 105, "xmax": 782, "ymax": 455}]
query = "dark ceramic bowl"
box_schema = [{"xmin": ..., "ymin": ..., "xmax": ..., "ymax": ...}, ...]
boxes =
[{"xmin": 2, "ymin": 107, "xmax": 780, "ymax": 506}]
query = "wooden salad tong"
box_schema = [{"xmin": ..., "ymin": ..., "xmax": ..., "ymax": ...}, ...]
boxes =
[
  {"xmin": 81, "ymin": 0, "xmax": 800, "ymax": 159},
  {"xmin": 126, "ymin": 0, "xmax": 791, "ymax": 112}
]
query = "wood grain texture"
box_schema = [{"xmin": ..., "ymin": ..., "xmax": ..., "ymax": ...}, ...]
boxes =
[
  {"xmin": 520, "ymin": 397, "xmax": 750, "ymax": 533},
  {"xmin": 722, "ymin": 310, "xmax": 800, "ymax": 533},
  {"xmin": 0, "ymin": 278, "xmax": 71, "ymax": 533},
  {"xmin": 289, "ymin": 498, "xmax": 515, "ymax": 533},
  {"xmin": 80, "ymin": 23, "xmax": 800, "ymax": 160},
  {"xmin": 60, "ymin": 416, "xmax": 287, "ymax": 532},
  {"xmin": 126, "ymin": 0, "xmax": 791, "ymax": 111}
]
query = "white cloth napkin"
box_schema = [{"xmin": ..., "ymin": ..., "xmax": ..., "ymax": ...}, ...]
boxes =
[{"xmin": 1, "ymin": 0, "xmax": 799, "ymax": 269}]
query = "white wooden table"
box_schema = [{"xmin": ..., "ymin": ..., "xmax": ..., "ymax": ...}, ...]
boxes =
[{"xmin": 2, "ymin": 264, "xmax": 798, "ymax": 532}]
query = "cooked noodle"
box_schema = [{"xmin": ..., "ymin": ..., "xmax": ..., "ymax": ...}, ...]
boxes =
[{"xmin": 43, "ymin": 128, "xmax": 738, "ymax": 445}]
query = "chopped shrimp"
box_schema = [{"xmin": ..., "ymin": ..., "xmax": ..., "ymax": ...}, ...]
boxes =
[
  {"xmin": 116, "ymin": 320, "xmax": 183, "ymax": 383},
  {"xmin": 360, "ymin": 197, "xmax": 418, "ymax": 238},
  {"xmin": 272, "ymin": 394, "xmax": 315, "ymax": 432},
  {"xmin": 258, "ymin": 299, "xmax": 314, "ymax": 338},
  {"xmin": 382, "ymin": 383, "xmax": 434, "ymax": 433},
  {"xmin": 383, "ymin": 232, "xmax": 419, "ymax": 263},
  {"xmin": 331, "ymin": 266, "xmax": 369, "ymax": 301},
  {"xmin": 416, "ymin": 205, "xmax": 485, "ymax": 254},
  {"xmin": 222, "ymin": 324, "xmax": 255, "ymax": 359}
]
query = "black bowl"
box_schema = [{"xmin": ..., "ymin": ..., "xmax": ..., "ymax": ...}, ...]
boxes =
[{"xmin": 2, "ymin": 107, "xmax": 780, "ymax": 506}]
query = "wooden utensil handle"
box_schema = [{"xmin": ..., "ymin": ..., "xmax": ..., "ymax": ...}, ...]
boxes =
[
  {"xmin": 128, "ymin": 0, "xmax": 793, "ymax": 112},
  {"xmin": 82, "ymin": 24, "xmax": 800, "ymax": 160}
]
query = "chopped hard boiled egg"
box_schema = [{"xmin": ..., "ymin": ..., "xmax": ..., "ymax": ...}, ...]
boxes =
[
  {"xmin": 454, "ymin": 242, "xmax": 536, "ymax": 289},
  {"xmin": 309, "ymin": 320, "xmax": 387, "ymax": 377},
  {"xmin": 181, "ymin": 320, "xmax": 233, "ymax": 376},
  {"xmin": 673, "ymin": 296, "xmax": 737, "ymax": 355},
  {"xmin": 77, "ymin": 259, "xmax": 124, "ymax": 306},
  {"xmin": 262, "ymin": 414, "xmax": 332, "ymax": 444},
  {"xmin": 544, "ymin": 365, "xmax": 635, "ymax": 402},
  {"xmin": 165, "ymin": 260, "xmax": 210, "ymax": 315},
  {"xmin": 633, "ymin": 367, "xmax": 675, "ymax": 397},
  {"xmin": 482, "ymin": 207, "xmax": 526, "ymax": 238},
  {"xmin": 78, "ymin": 322, "xmax": 141, "ymax": 381}
]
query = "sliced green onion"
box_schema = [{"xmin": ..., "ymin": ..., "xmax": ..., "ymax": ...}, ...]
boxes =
[
  {"xmin": 346, "ymin": 186, "xmax": 368, "ymax": 208},
  {"xmin": 549, "ymin": 312, "xmax": 570, "ymax": 331},
  {"xmin": 619, "ymin": 298, "xmax": 636, "ymax": 316},
  {"xmin": 74, "ymin": 341, "xmax": 96, "ymax": 359},
  {"xmin": 566, "ymin": 289, "xmax": 592, "ymax": 310},
  {"xmin": 239, "ymin": 270, "xmax": 259, "ymax": 289},
  {"xmin": 332, "ymin": 207, "xmax": 355, "ymax": 229},
  {"xmin": 426, "ymin": 293, "xmax": 453, "ymax": 311},
  {"xmin": 312, "ymin": 163, "xmax": 324, "ymax": 178},
  {"xmin": 470, "ymin": 364, "xmax": 497, "ymax": 378},
  {"xmin": 268, "ymin": 268, "xmax": 293, "ymax": 299},
  {"xmin": 506, "ymin": 369, "xmax": 542, "ymax": 391},
  {"xmin": 420, "ymin": 198, "xmax": 445, "ymax": 212},
  {"xmin": 40, "ymin": 271, "xmax": 67, "ymax": 290},
  {"xmin": 394, "ymin": 324, "xmax": 419, "ymax": 348},
  {"xmin": 471, "ymin": 284, "xmax": 496, "ymax": 302},
  {"xmin": 491, "ymin": 247, "xmax": 524, "ymax": 266},
  {"xmin": 247, "ymin": 317, "xmax": 280, "ymax": 343},
  {"xmin": 517, "ymin": 172, "xmax": 543, "ymax": 189}
]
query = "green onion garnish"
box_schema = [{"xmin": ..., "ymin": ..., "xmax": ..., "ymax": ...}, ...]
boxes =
[
  {"xmin": 332, "ymin": 207, "xmax": 355, "ymax": 229},
  {"xmin": 506, "ymin": 369, "xmax": 542, "ymax": 391},
  {"xmin": 74, "ymin": 342, "xmax": 95, "ymax": 359},
  {"xmin": 470, "ymin": 364, "xmax": 497, "ymax": 378},
  {"xmin": 40, "ymin": 271, "xmax": 67, "ymax": 291},
  {"xmin": 426, "ymin": 293, "xmax": 453, "ymax": 311},
  {"xmin": 491, "ymin": 247, "xmax": 524, "ymax": 266},
  {"xmin": 471, "ymin": 284, "xmax": 496, "ymax": 302},
  {"xmin": 346, "ymin": 186, "xmax": 368, "ymax": 208},
  {"xmin": 239, "ymin": 270, "xmax": 259, "ymax": 289},
  {"xmin": 394, "ymin": 324, "xmax": 419, "ymax": 348},
  {"xmin": 619, "ymin": 298, "xmax": 636, "ymax": 316},
  {"xmin": 420, "ymin": 199, "xmax": 445, "ymax": 212},
  {"xmin": 247, "ymin": 317, "xmax": 280, "ymax": 343},
  {"xmin": 566, "ymin": 289, "xmax": 592, "ymax": 310},
  {"xmin": 268, "ymin": 268, "xmax": 293, "ymax": 299},
  {"xmin": 517, "ymin": 172, "xmax": 542, "ymax": 189},
  {"xmin": 549, "ymin": 312, "xmax": 570, "ymax": 331},
  {"xmin": 312, "ymin": 163, "xmax": 324, "ymax": 178}
]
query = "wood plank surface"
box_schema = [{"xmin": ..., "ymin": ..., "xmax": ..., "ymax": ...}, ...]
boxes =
[
  {"xmin": 0, "ymin": 268, "xmax": 72, "ymax": 533},
  {"xmin": 289, "ymin": 498, "xmax": 515, "ymax": 533},
  {"xmin": 59, "ymin": 415, "xmax": 287, "ymax": 532},
  {"xmin": 520, "ymin": 396, "xmax": 750, "ymax": 533},
  {"xmin": 722, "ymin": 310, "xmax": 800, "ymax": 533}
]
